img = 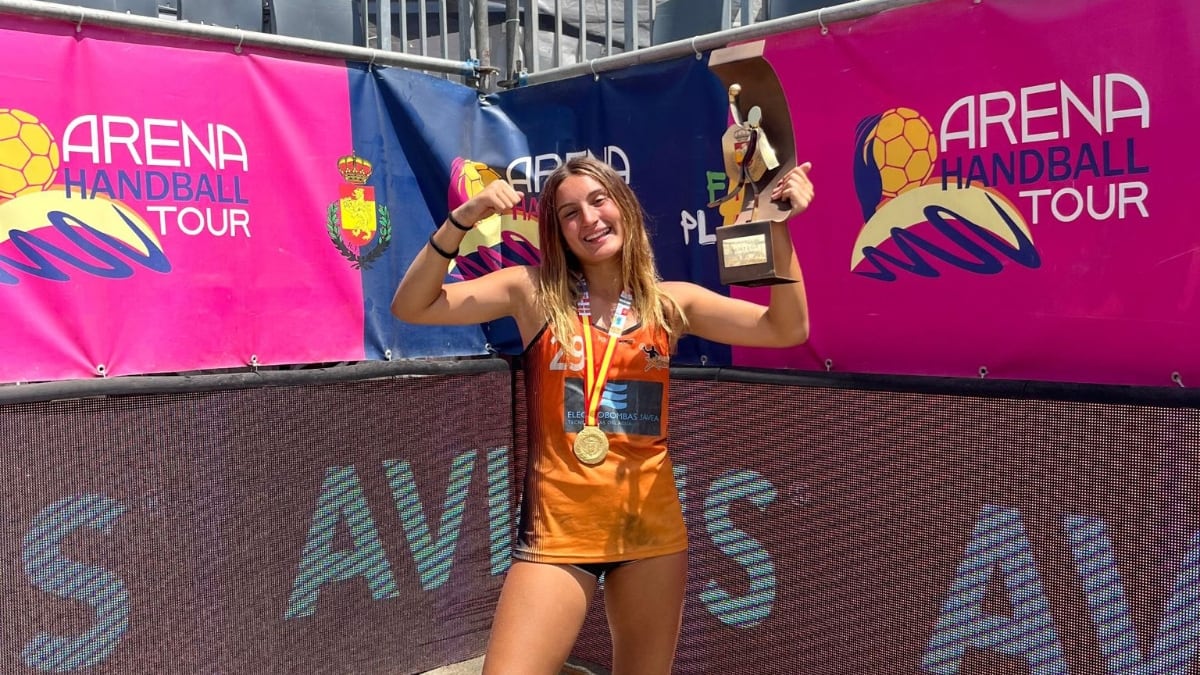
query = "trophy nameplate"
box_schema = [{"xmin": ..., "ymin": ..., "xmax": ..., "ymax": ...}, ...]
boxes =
[
  {"xmin": 708, "ymin": 43, "xmax": 798, "ymax": 287},
  {"xmin": 715, "ymin": 219, "xmax": 797, "ymax": 287}
]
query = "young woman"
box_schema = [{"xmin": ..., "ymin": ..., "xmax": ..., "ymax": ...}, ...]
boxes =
[{"xmin": 392, "ymin": 156, "xmax": 814, "ymax": 675}]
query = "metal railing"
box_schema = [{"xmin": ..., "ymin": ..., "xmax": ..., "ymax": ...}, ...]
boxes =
[
  {"xmin": 0, "ymin": 0, "xmax": 477, "ymax": 78},
  {"xmin": 7, "ymin": 0, "xmax": 910, "ymax": 90}
]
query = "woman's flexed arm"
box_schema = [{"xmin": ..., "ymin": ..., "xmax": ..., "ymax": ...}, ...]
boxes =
[
  {"xmin": 663, "ymin": 163, "xmax": 815, "ymax": 347},
  {"xmin": 390, "ymin": 180, "xmax": 528, "ymax": 326}
]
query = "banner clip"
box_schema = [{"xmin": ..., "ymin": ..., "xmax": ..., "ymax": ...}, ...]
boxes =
[
  {"xmin": 1173, "ymin": 371, "xmax": 1185, "ymax": 388},
  {"xmin": 817, "ymin": 8, "xmax": 828, "ymax": 35},
  {"xmin": 690, "ymin": 37, "xmax": 702, "ymax": 60},
  {"xmin": 461, "ymin": 58, "xmax": 481, "ymax": 79},
  {"xmin": 76, "ymin": 10, "xmax": 84, "ymax": 33},
  {"xmin": 589, "ymin": 59, "xmax": 599, "ymax": 81},
  {"xmin": 235, "ymin": 29, "xmax": 245, "ymax": 54}
]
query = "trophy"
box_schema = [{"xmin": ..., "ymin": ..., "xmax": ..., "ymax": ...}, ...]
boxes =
[{"xmin": 708, "ymin": 42, "xmax": 799, "ymax": 287}]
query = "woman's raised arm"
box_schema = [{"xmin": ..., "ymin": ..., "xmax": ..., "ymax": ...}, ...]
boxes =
[
  {"xmin": 390, "ymin": 180, "xmax": 530, "ymax": 326},
  {"xmin": 662, "ymin": 163, "xmax": 815, "ymax": 348}
]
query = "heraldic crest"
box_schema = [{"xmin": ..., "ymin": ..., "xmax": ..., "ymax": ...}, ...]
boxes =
[{"xmin": 326, "ymin": 153, "xmax": 392, "ymax": 270}]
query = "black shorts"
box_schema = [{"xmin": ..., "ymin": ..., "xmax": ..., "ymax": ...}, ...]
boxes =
[{"xmin": 570, "ymin": 560, "xmax": 636, "ymax": 580}]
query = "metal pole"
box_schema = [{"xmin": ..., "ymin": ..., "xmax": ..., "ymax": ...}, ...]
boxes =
[
  {"xmin": 504, "ymin": 0, "xmax": 519, "ymax": 83},
  {"xmin": 624, "ymin": 0, "xmax": 636, "ymax": 52},
  {"xmin": 419, "ymin": 0, "xmax": 429, "ymax": 55},
  {"xmin": 552, "ymin": 0, "xmax": 561, "ymax": 68},
  {"xmin": 0, "ymin": 0, "xmax": 474, "ymax": 75},
  {"xmin": 473, "ymin": 0, "xmax": 490, "ymax": 87},
  {"xmin": 522, "ymin": 0, "xmax": 537, "ymax": 73},
  {"xmin": 575, "ymin": 0, "xmax": 584, "ymax": 61},
  {"xmin": 604, "ymin": 0, "xmax": 611, "ymax": 55},
  {"xmin": 439, "ymin": 0, "xmax": 450, "ymax": 59},
  {"xmin": 458, "ymin": 0, "xmax": 471, "ymax": 61},
  {"xmin": 358, "ymin": 0, "xmax": 369, "ymax": 48},
  {"xmin": 379, "ymin": 0, "xmax": 393, "ymax": 51},
  {"xmin": 401, "ymin": 0, "xmax": 411, "ymax": 52}
]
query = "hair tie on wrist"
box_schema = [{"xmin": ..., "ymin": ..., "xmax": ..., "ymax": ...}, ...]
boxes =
[
  {"xmin": 447, "ymin": 211, "xmax": 472, "ymax": 232},
  {"xmin": 428, "ymin": 234, "xmax": 457, "ymax": 260}
]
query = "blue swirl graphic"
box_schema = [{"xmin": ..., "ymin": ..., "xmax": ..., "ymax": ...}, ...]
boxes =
[
  {"xmin": 856, "ymin": 194, "xmax": 1041, "ymax": 281},
  {"xmin": 0, "ymin": 205, "xmax": 171, "ymax": 285}
]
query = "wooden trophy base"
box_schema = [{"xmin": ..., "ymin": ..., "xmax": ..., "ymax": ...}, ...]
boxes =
[{"xmin": 715, "ymin": 219, "xmax": 797, "ymax": 287}]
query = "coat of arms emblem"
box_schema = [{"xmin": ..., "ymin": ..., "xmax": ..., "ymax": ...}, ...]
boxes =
[{"xmin": 326, "ymin": 153, "xmax": 391, "ymax": 270}]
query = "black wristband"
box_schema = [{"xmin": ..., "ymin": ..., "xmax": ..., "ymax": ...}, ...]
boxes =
[
  {"xmin": 447, "ymin": 211, "xmax": 472, "ymax": 232},
  {"xmin": 427, "ymin": 234, "xmax": 457, "ymax": 260}
]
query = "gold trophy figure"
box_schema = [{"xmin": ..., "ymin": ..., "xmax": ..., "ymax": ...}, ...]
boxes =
[{"xmin": 708, "ymin": 43, "xmax": 799, "ymax": 287}]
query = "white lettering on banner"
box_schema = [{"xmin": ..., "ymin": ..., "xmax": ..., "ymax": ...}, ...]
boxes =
[
  {"xmin": 940, "ymin": 73, "xmax": 1150, "ymax": 151},
  {"xmin": 1018, "ymin": 182, "xmax": 1149, "ymax": 225},
  {"xmin": 933, "ymin": 73, "xmax": 1152, "ymax": 228},
  {"xmin": 18, "ymin": 477, "xmax": 1196, "ymax": 670},
  {"xmin": 282, "ymin": 453, "xmax": 778, "ymax": 630},
  {"xmin": 56, "ymin": 115, "xmax": 253, "ymax": 240},
  {"xmin": 146, "ymin": 205, "xmax": 252, "ymax": 237},
  {"xmin": 61, "ymin": 115, "xmax": 250, "ymax": 170},
  {"xmin": 924, "ymin": 505, "xmax": 1200, "ymax": 674},
  {"xmin": 506, "ymin": 146, "xmax": 631, "ymax": 193},
  {"xmin": 680, "ymin": 209, "xmax": 716, "ymax": 246}
]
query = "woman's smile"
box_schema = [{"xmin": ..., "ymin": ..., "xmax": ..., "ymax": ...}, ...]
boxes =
[{"xmin": 555, "ymin": 173, "xmax": 625, "ymax": 263}]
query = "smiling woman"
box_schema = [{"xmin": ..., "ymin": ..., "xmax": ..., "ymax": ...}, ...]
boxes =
[{"xmin": 391, "ymin": 154, "xmax": 815, "ymax": 675}]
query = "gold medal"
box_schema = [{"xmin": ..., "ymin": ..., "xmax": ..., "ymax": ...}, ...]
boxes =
[
  {"xmin": 573, "ymin": 425, "xmax": 609, "ymax": 465},
  {"xmin": 572, "ymin": 285, "xmax": 629, "ymax": 467}
]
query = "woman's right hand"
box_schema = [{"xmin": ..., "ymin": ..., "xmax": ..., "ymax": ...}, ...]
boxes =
[{"xmin": 452, "ymin": 180, "xmax": 525, "ymax": 227}]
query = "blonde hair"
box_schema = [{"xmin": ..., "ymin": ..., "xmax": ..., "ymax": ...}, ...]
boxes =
[{"xmin": 535, "ymin": 156, "xmax": 686, "ymax": 353}]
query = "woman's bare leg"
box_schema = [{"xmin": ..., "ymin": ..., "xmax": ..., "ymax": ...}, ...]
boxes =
[
  {"xmin": 602, "ymin": 552, "xmax": 688, "ymax": 675},
  {"xmin": 482, "ymin": 560, "xmax": 598, "ymax": 675}
]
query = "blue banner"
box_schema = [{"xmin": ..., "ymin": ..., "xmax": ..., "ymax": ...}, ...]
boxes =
[{"xmin": 358, "ymin": 57, "xmax": 735, "ymax": 364}]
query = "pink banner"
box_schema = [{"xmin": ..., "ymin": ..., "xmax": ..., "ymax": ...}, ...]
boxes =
[
  {"xmin": 732, "ymin": 0, "xmax": 1192, "ymax": 387},
  {"xmin": 0, "ymin": 16, "xmax": 363, "ymax": 382}
]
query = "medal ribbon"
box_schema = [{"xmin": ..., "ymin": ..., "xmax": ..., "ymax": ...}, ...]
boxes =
[{"xmin": 577, "ymin": 282, "xmax": 633, "ymax": 429}]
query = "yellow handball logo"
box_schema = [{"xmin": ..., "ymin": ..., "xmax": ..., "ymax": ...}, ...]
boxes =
[
  {"xmin": 850, "ymin": 106, "xmax": 1036, "ymax": 281},
  {"xmin": 864, "ymin": 107, "xmax": 938, "ymax": 201},
  {"xmin": 0, "ymin": 109, "xmax": 60, "ymax": 200},
  {"xmin": 0, "ymin": 105, "xmax": 169, "ymax": 285}
]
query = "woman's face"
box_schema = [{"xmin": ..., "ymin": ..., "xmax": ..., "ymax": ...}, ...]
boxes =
[{"xmin": 554, "ymin": 173, "xmax": 624, "ymax": 266}]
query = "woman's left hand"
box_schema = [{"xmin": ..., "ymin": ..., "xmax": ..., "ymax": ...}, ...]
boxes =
[{"xmin": 772, "ymin": 162, "xmax": 815, "ymax": 219}]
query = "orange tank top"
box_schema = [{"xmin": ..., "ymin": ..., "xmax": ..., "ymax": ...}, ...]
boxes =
[{"xmin": 515, "ymin": 317, "xmax": 686, "ymax": 564}]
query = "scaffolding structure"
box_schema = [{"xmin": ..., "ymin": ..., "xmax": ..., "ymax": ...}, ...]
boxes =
[{"xmin": 0, "ymin": 0, "xmax": 926, "ymax": 90}]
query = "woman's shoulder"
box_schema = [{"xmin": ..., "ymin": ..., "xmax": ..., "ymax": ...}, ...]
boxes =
[{"xmin": 658, "ymin": 280, "xmax": 704, "ymax": 306}]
